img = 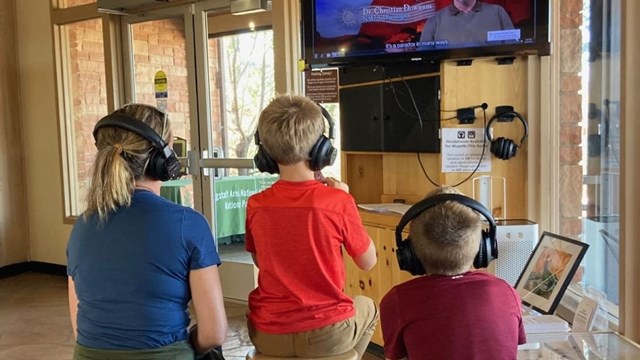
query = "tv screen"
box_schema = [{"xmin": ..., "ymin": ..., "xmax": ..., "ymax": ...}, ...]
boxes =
[{"xmin": 302, "ymin": 0, "xmax": 550, "ymax": 67}]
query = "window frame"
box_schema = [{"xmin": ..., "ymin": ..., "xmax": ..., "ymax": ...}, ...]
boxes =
[
  {"xmin": 52, "ymin": 3, "xmax": 121, "ymax": 223},
  {"xmin": 534, "ymin": 0, "xmax": 629, "ymax": 333}
]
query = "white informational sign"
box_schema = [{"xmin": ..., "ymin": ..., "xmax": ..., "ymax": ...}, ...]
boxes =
[{"xmin": 441, "ymin": 128, "xmax": 491, "ymax": 173}]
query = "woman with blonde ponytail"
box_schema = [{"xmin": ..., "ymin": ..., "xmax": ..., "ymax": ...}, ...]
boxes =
[{"xmin": 66, "ymin": 104, "xmax": 227, "ymax": 360}]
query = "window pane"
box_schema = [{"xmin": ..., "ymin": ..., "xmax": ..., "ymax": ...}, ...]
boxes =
[
  {"xmin": 61, "ymin": 18, "xmax": 108, "ymax": 216},
  {"xmin": 557, "ymin": 0, "xmax": 621, "ymax": 311},
  {"xmin": 130, "ymin": 18, "xmax": 194, "ymax": 208},
  {"xmin": 580, "ymin": 0, "xmax": 621, "ymax": 308},
  {"xmin": 208, "ymin": 29, "xmax": 276, "ymax": 262}
]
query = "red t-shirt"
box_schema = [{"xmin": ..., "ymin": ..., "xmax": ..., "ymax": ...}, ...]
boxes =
[
  {"xmin": 245, "ymin": 180, "xmax": 371, "ymax": 334},
  {"xmin": 380, "ymin": 271, "xmax": 526, "ymax": 360}
]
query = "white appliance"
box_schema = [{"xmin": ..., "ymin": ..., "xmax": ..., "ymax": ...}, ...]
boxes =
[{"xmin": 494, "ymin": 220, "xmax": 539, "ymax": 286}]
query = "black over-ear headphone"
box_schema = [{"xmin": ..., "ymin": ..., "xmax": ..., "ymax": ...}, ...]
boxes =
[
  {"xmin": 395, "ymin": 193, "xmax": 498, "ymax": 276},
  {"xmin": 93, "ymin": 113, "xmax": 181, "ymax": 181},
  {"xmin": 253, "ymin": 103, "xmax": 337, "ymax": 174},
  {"xmin": 485, "ymin": 110, "xmax": 529, "ymax": 160}
]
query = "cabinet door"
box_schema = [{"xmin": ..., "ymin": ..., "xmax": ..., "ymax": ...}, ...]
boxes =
[
  {"xmin": 344, "ymin": 224, "xmax": 383, "ymax": 301},
  {"xmin": 344, "ymin": 224, "xmax": 387, "ymax": 345},
  {"xmin": 344, "ymin": 223, "xmax": 415, "ymax": 346},
  {"xmin": 382, "ymin": 75, "xmax": 440, "ymax": 153},
  {"xmin": 340, "ymin": 84, "xmax": 383, "ymax": 151}
]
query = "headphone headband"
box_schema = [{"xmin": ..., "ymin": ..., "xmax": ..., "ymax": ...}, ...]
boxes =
[
  {"xmin": 254, "ymin": 102, "xmax": 336, "ymax": 174},
  {"xmin": 254, "ymin": 103, "xmax": 336, "ymax": 145},
  {"xmin": 485, "ymin": 111, "xmax": 529, "ymax": 146},
  {"xmin": 93, "ymin": 113, "xmax": 169, "ymax": 151},
  {"xmin": 318, "ymin": 103, "xmax": 336, "ymax": 140},
  {"xmin": 93, "ymin": 112, "xmax": 180, "ymax": 181},
  {"xmin": 395, "ymin": 193, "xmax": 497, "ymax": 248}
]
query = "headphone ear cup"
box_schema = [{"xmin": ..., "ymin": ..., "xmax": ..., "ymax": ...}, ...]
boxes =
[
  {"xmin": 146, "ymin": 148, "xmax": 181, "ymax": 181},
  {"xmin": 473, "ymin": 229, "xmax": 498, "ymax": 269},
  {"xmin": 254, "ymin": 147, "xmax": 279, "ymax": 174},
  {"xmin": 145, "ymin": 150, "xmax": 166, "ymax": 181},
  {"xmin": 396, "ymin": 238, "xmax": 426, "ymax": 276},
  {"xmin": 491, "ymin": 137, "xmax": 517, "ymax": 160},
  {"xmin": 309, "ymin": 135, "xmax": 337, "ymax": 171}
]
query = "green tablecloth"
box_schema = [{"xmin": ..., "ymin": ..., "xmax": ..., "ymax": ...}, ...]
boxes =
[
  {"xmin": 161, "ymin": 176, "xmax": 278, "ymax": 241},
  {"xmin": 214, "ymin": 175, "xmax": 277, "ymax": 240}
]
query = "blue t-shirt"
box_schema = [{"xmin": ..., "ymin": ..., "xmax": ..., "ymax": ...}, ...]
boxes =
[{"xmin": 67, "ymin": 189, "xmax": 221, "ymax": 350}]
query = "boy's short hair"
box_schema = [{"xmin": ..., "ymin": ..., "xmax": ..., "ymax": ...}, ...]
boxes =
[
  {"xmin": 257, "ymin": 95, "xmax": 324, "ymax": 165},
  {"xmin": 409, "ymin": 186, "xmax": 483, "ymax": 275}
]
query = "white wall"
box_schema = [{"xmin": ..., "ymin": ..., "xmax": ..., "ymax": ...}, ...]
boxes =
[{"xmin": 16, "ymin": 0, "xmax": 72, "ymax": 265}]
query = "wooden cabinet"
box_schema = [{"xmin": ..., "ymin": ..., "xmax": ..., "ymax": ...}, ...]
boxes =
[
  {"xmin": 344, "ymin": 211, "xmax": 414, "ymax": 345},
  {"xmin": 341, "ymin": 57, "xmax": 530, "ymax": 346}
]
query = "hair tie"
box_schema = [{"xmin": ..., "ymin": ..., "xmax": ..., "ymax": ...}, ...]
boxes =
[{"xmin": 113, "ymin": 144, "xmax": 123, "ymax": 154}]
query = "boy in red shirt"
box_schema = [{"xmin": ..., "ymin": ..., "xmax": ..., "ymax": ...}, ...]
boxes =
[
  {"xmin": 246, "ymin": 95, "xmax": 379, "ymax": 359},
  {"xmin": 381, "ymin": 186, "xmax": 526, "ymax": 359}
]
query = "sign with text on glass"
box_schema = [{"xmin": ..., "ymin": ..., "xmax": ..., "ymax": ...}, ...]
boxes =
[{"xmin": 214, "ymin": 175, "xmax": 278, "ymax": 241}]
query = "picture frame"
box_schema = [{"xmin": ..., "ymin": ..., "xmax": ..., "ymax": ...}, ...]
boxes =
[{"xmin": 515, "ymin": 231, "xmax": 590, "ymax": 314}]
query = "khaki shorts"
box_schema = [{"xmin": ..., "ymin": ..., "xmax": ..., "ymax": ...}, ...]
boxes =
[{"xmin": 248, "ymin": 296, "xmax": 379, "ymax": 359}]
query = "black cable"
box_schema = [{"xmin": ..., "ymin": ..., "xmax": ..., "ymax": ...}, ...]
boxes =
[
  {"xmin": 386, "ymin": 67, "xmax": 489, "ymax": 188},
  {"xmin": 382, "ymin": 66, "xmax": 440, "ymax": 122},
  {"xmin": 450, "ymin": 107, "xmax": 489, "ymax": 188},
  {"xmin": 394, "ymin": 73, "xmax": 441, "ymax": 187}
]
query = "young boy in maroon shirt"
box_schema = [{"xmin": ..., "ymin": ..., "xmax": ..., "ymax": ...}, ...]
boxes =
[
  {"xmin": 246, "ymin": 95, "xmax": 379, "ymax": 359},
  {"xmin": 381, "ymin": 186, "xmax": 526, "ymax": 359}
]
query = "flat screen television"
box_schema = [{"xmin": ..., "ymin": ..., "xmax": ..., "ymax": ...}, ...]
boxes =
[{"xmin": 301, "ymin": 0, "xmax": 551, "ymax": 68}]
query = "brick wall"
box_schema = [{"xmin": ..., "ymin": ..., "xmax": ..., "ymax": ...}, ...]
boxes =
[
  {"xmin": 67, "ymin": 18, "xmax": 108, "ymax": 211},
  {"xmin": 558, "ymin": 0, "xmax": 584, "ymax": 236},
  {"xmin": 67, "ymin": 16, "xmax": 227, "ymax": 211}
]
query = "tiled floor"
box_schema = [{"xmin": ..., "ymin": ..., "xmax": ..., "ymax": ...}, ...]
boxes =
[{"xmin": 0, "ymin": 272, "xmax": 381, "ymax": 360}]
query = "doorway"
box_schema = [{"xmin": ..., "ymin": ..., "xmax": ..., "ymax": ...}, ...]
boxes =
[{"xmin": 120, "ymin": 1, "xmax": 275, "ymax": 301}]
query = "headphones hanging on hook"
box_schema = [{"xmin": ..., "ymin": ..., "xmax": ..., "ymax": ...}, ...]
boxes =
[
  {"xmin": 485, "ymin": 107, "xmax": 529, "ymax": 161},
  {"xmin": 254, "ymin": 103, "xmax": 337, "ymax": 174},
  {"xmin": 395, "ymin": 193, "xmax": 498, "ymax": 276}
]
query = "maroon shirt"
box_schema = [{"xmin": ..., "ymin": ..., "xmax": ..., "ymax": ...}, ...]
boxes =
[{"xmin": 381, "ymin": 271, "xmax": 526, "ymax": 360}]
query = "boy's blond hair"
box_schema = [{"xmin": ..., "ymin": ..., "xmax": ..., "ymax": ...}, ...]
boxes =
[
  {"xmin": 257, "ymin": 95, "xmax": 325, "ymax": 165},
  {"xmin": 409, "ymin": 186, "xmax": 483, "ymax": 275}
]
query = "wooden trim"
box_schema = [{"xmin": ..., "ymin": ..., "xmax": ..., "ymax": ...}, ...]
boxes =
[
  {"xmin": 538, "ymin": 0, "xmax": 562, "ymax": 233},
  {"xmin": 620, "ymin": 0, "xmax": 640, "ymax": 344},
  {"xmin": 206, "ymin": 11, "xmax": 272, "ymax": 35},
  {"xmin": 272, "ymin": 0, "xmax": 301, "ymax": 95},
  {"xmin": 102, "ymin": 14, "xmax": 123, "ymax": 111},
  {"xmin": 526, "ymin": 55, "xmax": 540, "ymax": 223},
  {"xmin": 51, "ymin": 3, "xmax": 98, "ymax": 25},
  {"xmin": 339, "ymin": 72, "xmax": 440, "ymax": 90}
]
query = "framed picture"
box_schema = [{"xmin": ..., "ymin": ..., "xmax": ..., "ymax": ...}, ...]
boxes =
[{"xmin": 515, "ymin": 231, "xmax": 590, "ymax": 314}]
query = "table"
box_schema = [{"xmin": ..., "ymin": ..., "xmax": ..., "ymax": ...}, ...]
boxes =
[
  {"xmin": 161, "ymin": 176, "xmax": 278, "ymax": 242},
  {"xmin": 214, "ymin": 175, "xmax": 277, "ymax": 243},
  {"xmin": 160, "ymin": 178, "xmax": 193, "ymax": 205},
  {"xmin": 518, "ymin": 331, "xmax": 640, "ymax": 359}
]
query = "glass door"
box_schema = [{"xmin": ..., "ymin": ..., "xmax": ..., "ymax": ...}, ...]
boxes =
[{"xmin": 121, "ymin": 2, "xmax": 276, "ymax": 301}]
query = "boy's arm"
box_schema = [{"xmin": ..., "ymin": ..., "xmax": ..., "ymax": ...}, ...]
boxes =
[{"xmin": 353, "ymin": 240, "xmax": 376, "ymax": 270}]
